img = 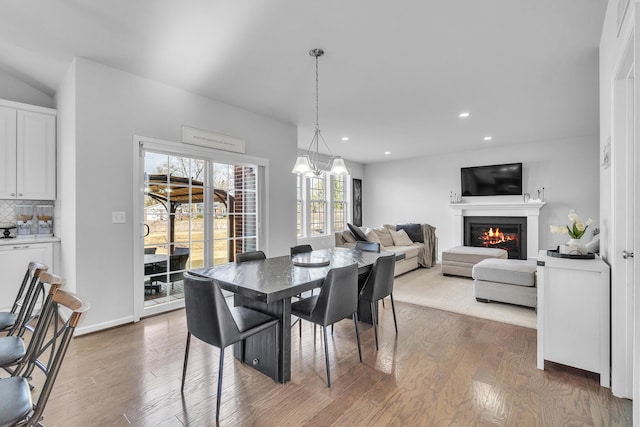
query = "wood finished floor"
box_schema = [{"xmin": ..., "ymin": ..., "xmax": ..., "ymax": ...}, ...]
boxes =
[{"xmin": 37, "ymin": 301, "xmax": 631, "ymax": 426}]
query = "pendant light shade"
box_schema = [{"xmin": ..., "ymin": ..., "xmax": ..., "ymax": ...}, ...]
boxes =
[
  {"xmin": 291, "ymin": 155, "xmax": 312, "ymax": 175},
  {"xmin": 292, "ymin": 48, "xmax": 348, "ymax": 176},
  {"xmin": 329, "ymin": 157, "xmax": 348, "ymax": 176}
]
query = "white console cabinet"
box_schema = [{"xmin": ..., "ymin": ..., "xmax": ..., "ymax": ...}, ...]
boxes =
[
  {"xmin": 536, "ymin": 250, "xmax": 610, "ymax": 387},
  {"xmin": 0, "ymin": 100, "xmax": 56, "ymax": 200},
  {"xmin": 0, "ymin": 239, "xmax": 59, "ymax": 311}
]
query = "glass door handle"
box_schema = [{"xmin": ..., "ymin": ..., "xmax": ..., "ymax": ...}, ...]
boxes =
[{"xmin": 622, "ymin": 250, "xmax": 634, "ymax": 259}]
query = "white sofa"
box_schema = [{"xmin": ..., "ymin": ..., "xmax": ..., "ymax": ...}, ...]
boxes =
[{"xmin": 334, "ymin": 224, "xmax": 436, "ymax": 276}]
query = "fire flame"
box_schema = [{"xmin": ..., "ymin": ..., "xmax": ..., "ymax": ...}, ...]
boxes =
[{"xmin": 481, "ymin": 227, "xmax": 516, "ymax": 246}]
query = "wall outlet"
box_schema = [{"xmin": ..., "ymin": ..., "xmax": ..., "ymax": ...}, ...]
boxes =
[{"xmin": 112, "ymin": 211, "xmax": 126, "ymax": 224}]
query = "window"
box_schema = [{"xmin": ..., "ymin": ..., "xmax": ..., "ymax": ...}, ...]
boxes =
[
  {"xmin": 297, "ymin": 172, "xmax": 350, "ymax": 237},
  {"xmin": 332, "ymin": 175, "xmax": 347, "ymax": 233}
]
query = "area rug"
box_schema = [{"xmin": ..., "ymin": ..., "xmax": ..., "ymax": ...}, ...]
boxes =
[{"xmin": 393, "ymin": 264, "xmax": 537, "ymax": 329}]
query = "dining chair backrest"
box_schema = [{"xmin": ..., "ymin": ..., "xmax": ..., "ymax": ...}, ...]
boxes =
[
  {"xmin": 3, "ymin": 286, "xmax": 89, "ymax": 427},
  {"xmin": 236, "ymin": 250, "xmax": 266, "ymax": 263},
  {"xmin": 355, "ymin": 241, "xmax": 381, "ymax": 253},
  {"xmin": 15, "ymin": 272, "xmax": 65, "ymax": 339},
  {"xmin": 144, "ymin": 247, "xmax": 157, "ymax": 254},
  {"xmin": 183, "ymin": 272, "xmax": 241, "ymax": 349},
  {"xmin": 290, "ymin": 244, "xmax": 313, "ymax": 256},
  {"xmin": 2, "ymin": 262, "xmax": 48, "ymax": 336},
  {"xmin": 310, "ymin": 264, "xmax": 358, "ymax": 326},
  {"xmin": 360, "ymin": 254, "xmax": 396, "ymax": 302}
]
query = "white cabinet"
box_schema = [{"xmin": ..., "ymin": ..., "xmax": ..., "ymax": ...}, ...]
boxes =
[
  {"xmin": 0, "ymin": 100, "xmax": 56, "ymax": 200},
  {"xmin": 0, "ymin": 242, "xmax": 55, "ymax": 311},
  {"xmin": 536, "ymin": 250, "xmax": 610, "ymax": 387}
]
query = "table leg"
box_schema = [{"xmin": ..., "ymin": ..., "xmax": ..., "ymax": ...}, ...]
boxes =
[{"xmin": 232, "ymin": 295, "xmax": 291, "ymax": 383}]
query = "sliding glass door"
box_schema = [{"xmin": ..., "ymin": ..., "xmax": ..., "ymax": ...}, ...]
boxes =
[{"xmin": 139, "ymin": 143, "xmax": 259, "ymax": 317}]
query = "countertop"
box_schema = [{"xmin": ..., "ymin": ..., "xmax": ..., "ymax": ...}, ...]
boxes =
[{"xmin": 0, "ymin": 236, "xmax": 61, "ymax": 246}]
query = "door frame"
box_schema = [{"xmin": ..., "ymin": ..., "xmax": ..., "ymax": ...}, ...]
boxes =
[
  {"xmin": 611, "ymin": 23, "xmax": 636, "ymax": 400},
  {"xmin": 132, "ymin": 135, "xmax": 269, "ymax": 322}
]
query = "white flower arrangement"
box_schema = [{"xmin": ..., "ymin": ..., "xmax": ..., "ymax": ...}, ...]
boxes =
[{"xmin": 550, "ymin": 211, "xmax": 593, "ymax": 239}]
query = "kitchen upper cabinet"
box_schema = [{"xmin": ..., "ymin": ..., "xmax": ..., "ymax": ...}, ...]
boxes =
[{"xmin": 0, "ymin": 100, "xmax": 56, "ymax": 200}]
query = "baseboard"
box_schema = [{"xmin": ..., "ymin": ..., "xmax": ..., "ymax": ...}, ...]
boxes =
[{"xmin": 74, "ymin": 315, "xmax": 135, "ymax": 336}]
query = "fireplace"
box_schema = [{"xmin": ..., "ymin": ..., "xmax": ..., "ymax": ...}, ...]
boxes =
[
  {"xmin": 464, "ymin": 216, "xmax": 527, "ymax": 259},
  {"xmin": 449, "ymin": 201, "xmax": 544, "ymax": 260}
]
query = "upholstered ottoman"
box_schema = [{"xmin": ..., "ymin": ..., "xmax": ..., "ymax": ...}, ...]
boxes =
[
  {"xmin": 472, "ymin": 258, "xmax": 537, "ymax": 308},
  {"xmin": 441, "ymin": 246, "xmax": 508, "ymax": 277}
]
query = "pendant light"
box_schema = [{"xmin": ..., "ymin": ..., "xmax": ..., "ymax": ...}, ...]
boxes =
[{"xmin": 292, "ymin": 48, "xmax": 348, "ymax": 176}]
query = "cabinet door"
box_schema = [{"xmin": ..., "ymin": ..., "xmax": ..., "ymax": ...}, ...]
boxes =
[
  {"xmin": 0, "ymin": 243, "xmax": 53, "ymax": 311},
  {"xmin": 17, "ymin": 110, "xmax": 56, "ymax": 200},
  {"xmin": 0, "ymin": 106, "xmax": 17, "ymax": 198}
]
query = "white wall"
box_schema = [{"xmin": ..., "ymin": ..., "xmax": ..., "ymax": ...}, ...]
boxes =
[
  {"xmin": 363, "ymin": 137, "xmax": 600, "ymax": 259},
  {"xmin": 58, "ymin": 58, "xmax": 297, "ymax": 333},
  {"xmin": 0, "ymin": 70, "xmax": 54, "ymax": 108},
  {"xmin": 54, "ymin": 59, "xmax": 77, "ymax": 294}
]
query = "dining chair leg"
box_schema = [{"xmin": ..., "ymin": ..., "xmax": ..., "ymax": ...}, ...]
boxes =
[
  {"xmin": 216, "ymin": 348, "xmax": 225, "ymax": 422},
  {"xmin": 353, "ymin": 313, "xmax": 362, "ymax": 362},
  {"xmin": 322, "ymin": 326, "xmax": 331, "ymax": 387},
  {"xmin": 331, "ymin": 324, "xmax": 334, "ymax": 335},
  {"xmin": 390, "ymin": 293, "xmax": 398, "ymax": 335},
  {"xmin": 371, "ymin": 302, "xmax": 379, "ymax": 351},
  {"xmin": 299, "ymin": 317, "xmax": 302, "ymax": 338},
  {"xmin": 274, "ymin": 324, "xmax": 279, "ymax": 382},
  {"xmin": 181, "ymin": 333, "xmax": 191, "ymax": 392},
  {"xmin": 382, "ymin": 299, "xmax": 385, "ymax": 308}
]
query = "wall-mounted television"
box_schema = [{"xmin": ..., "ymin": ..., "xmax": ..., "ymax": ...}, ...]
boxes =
[{"xmin": 461, "ymin": 162, "xmax": 522, "ymax": 196}]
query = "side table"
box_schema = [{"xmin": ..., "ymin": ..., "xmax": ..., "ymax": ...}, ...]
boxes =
[{"xmin": 536, "ymin": 249, "xmax": 610, "ymax": 387}]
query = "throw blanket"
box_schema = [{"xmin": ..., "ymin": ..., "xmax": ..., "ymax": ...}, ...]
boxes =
[{"xmin": 418, "ymin": 224, "xmax": 437, "ymax": 268}]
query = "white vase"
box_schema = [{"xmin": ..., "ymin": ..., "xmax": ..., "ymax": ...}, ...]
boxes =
[{"xmin": 566, "ymin": 238, "xmax": 588, "ymax": 255}]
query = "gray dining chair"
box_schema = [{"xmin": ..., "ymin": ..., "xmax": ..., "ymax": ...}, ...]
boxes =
[
  {"xmin": 291, "ymin": 263, "xmax": 362, "ymax": 387},
  {"xmin": 290, "ymin": 244, "xmax": 313, "ymax": 256},
  {"xmin": 236, "ymin": 250, "xmax": 266, "ymax": 263},
  {"xmin": 0, "ymin": 272, "xmax": 64, "ymax": 375},
  {"xmin": 359, "ymin": 254, "xmax": 397, "ymax": 350},
  {"xmin": 0, "ymin": 262, "xmax": 47, "ymax": 336},
  {"xmin": 355, "ymin": 241, "xmax": 381, "ymax": 253},
  {"xmin": 181, "ymin": 272, "xmax": 279, "ymax": 423},
  {"xmin": 0, "ymin": 288, "xmax": 88, "ymax": 427}
]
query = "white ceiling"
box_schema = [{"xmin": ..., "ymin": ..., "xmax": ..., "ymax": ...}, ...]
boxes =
[{"xmin": 0, "ymin": 0, "xmax": 606, "ymax": 164}]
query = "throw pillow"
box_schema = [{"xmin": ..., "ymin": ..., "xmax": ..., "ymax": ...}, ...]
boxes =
[
  {"xmin": 396, "ymin": 223, "xmax": 424, "ymax": 243},
  {"xmin": 373, "ymin": 226, "xmax": 394, "ymax": 247},
  {"xmin": 365, "ymin": 229, "xmax": 381, "ymax": 244},
  {"xmin": 342, "ymin": 229, "xmax": 356, "ymax": 243},
  {"xmin": 389, "ymin": 228, "xmax": 414, "ymax": 246},
  {"xmin": 347, "ymin": 223, "xmax": 368, "ymax": 241}
]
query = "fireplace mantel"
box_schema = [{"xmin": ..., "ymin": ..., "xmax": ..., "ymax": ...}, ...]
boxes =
[{"xmin": 449, "ymin": 201, "xmax": 546, "ymax": 259}]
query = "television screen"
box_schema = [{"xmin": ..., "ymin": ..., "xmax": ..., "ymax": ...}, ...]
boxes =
[{"xmin": 461, "ymin": 163, "xmax": 522, "ymax": 196}]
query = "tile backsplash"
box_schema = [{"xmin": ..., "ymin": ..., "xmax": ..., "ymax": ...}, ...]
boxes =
[{"xmin": 0, "ymin": 200, "xmax": 54, "ymax": 237}]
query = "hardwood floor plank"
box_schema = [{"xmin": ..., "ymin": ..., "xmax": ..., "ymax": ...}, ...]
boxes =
[{"xmin": 29, "ymin": 300, "xmax": 631, "ymax": 426}]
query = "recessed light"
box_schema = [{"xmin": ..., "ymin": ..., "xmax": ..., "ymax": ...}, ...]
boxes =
[
  {"xmin": 459, "ymin": 112, "xmax": 470, "ymax": 118},
  {"xmin": 483, "ymin": 136, "xmax": 492, "ymax": 141},
  {"xmin": 341, "ymin": 137, "xmax": 349, "ymax": 141},
  {"xmin": 384, "ymin": 151, "xmax": 391, "ymax": 155}
]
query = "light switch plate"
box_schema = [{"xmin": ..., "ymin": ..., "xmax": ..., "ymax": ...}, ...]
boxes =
[{"xmin": 112, "ymin": 211, "xmax": 126, "ymax": 223}]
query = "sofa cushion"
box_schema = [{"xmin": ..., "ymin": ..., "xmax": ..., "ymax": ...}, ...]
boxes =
[
  {"xmin": 389, "ymin": 228, "xmax": 414, "ymax": 246},
  {"xmin": 342, "ymin": 229, "xmax": 356, "ymax": 243},
  {"xmin": 396, "ymin": 223, "xmax": 424, "ymax": 243},
  {"xmin": 365, "ymin": 229, "xmax": 381, "ymax": 244},
  {"xmin": 373, "ymin": 226, "xmax": 394, "ymax": 247},
  {"xmin": 347, "ymin": 223, "xmax": 368, "ymax": 241},
  {"xmin": 389, "ymin": 244, "xmax": 420, "ymax": 259}
]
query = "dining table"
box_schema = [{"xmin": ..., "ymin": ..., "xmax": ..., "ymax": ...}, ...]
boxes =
[{"xmin": 188, "ymin": 247, "xmax": 397, "ymax": 383}]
